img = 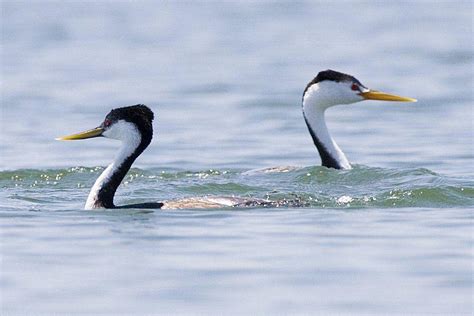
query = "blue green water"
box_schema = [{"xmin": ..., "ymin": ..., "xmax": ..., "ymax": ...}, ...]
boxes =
[
  {"xmin": 1, "ymin": 1, "xmax": 473, "ymax": 314},
  {"xmin": 1, "ymin": 166, "xmax": 473, "ymax": 210}
]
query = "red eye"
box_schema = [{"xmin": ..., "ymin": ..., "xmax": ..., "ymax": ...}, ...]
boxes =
[
  {"xmin": 351, "ymin": 83, "xmax": 359, "ymax": 91},
  {"xmin": 103, "ymin": 119, "xmax": 111, "ymax": 127}
]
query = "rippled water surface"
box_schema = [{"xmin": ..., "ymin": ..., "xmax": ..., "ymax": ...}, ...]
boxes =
[{"xmin": 1, "ymin": 1, "xmax": 473, "ymax": 315}]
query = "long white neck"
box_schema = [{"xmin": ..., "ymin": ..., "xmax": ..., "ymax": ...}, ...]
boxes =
[
  {"xmin": 303, "ymin": 86, "xmax": 352, "ymax": 170},
  {"xmin": 85, "ymin": 121, "xmax": 142, "ymax": 209}
]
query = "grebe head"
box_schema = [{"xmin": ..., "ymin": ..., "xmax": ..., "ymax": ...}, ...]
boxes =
[
  {"xmin": 57, "ymin": 104, "xmax": 154, "ymax": 144},
  {"xmin": 303, "ymin": 70, "xmax": 367, "ymax": 109},
  {"xmin": 303, "ymin": 69, "xmax": 416, "ymax": 110},
  {"xmin": 102, "ymin": 105, "xmax": 154, "ymax": 141}
]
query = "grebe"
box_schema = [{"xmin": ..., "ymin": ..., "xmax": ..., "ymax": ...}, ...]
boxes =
[
  {"xmin": 302, "ymin": 70, "xmax": 416, "ymax": 169},
  {"xmin": 57, "ymin": 105, "xmax": 278, "ymax": 210}
]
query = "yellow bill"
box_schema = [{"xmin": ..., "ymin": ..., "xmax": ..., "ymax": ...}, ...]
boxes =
[
  {"xmin": 56, "ymin": 127, "xmax": 104, "ymax": 141},
  {"xmin": 360, "ymin": 90, "xmax": 417, "ymax": 102}
]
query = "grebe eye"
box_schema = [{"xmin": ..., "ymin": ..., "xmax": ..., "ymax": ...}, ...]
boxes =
[
  {"xmin": 351, "ymin": 83, "xmax": 359, "ymax": 91},
  {"xmin": 103, "ymin": 119, "xmax": 111, "ymax": 127}
]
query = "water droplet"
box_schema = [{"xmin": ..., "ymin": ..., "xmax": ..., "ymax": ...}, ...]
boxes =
[{"xmin": 337, "ymin": 195, "xmax": 353, "ymax": 204}]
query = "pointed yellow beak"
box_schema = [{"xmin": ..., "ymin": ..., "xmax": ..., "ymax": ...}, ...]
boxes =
[
  {"xmin": 360, "ymin": 90, "xmax": 417, "ymax": 102},
  {"xmin": 56, "ymin": 127, "xmax": 104, "ymax": 141}
]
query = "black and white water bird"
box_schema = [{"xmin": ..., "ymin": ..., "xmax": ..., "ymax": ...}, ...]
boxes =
[
  {"xmin": 302, "ymin": 70, "xmax": 416, "ymax": 170},
  {"xmin": 57, "ymin": 105, "xmax": 281, "ymax": 210}
]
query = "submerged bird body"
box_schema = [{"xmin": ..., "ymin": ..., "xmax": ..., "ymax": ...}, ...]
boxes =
[
  {"xmin": 57, "ymin": 105, "xmax": 281, "ymax": 210},
  {"xmin": 302, "ymin": 70, "xmax": 416, "ymax": 169}
]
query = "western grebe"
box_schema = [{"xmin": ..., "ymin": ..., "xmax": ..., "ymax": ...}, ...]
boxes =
[
  {"xmin": 57, "ymin": 105, "xmax": 279, "ymax": 210},
  {"xmin": 303, "ymin": 70, "xmax": 416, "ymax": 169}
]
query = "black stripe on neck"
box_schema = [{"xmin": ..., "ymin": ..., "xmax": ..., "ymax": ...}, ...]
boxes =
[
  {"xmin": 94, "ymin": 136, "xmax": 152, "ymax": 209},
  {"xmin": 303, "ymin": 113, "xmax": 344, "ymax": 170}
]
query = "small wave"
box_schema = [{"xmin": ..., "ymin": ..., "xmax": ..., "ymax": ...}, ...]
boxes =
[{"xmin": 1, "ymin": 165, "xmax": 473, "ymax": 210}]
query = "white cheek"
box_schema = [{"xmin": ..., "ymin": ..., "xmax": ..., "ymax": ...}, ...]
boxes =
[
  {"xmin": 304, "ymin": 81, "xmax": 363, "ymax": 108},
  {"xmin": 337, "ymin": 82, "xmax": 364, "ymax": 104},
  {"xmin": 103, "ymin": 120, "xmax": 141, "ymax": 145}
]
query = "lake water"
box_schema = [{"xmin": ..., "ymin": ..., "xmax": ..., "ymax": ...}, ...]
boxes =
[{"xmin": 1, "ymin": 1, "xmax": 473, "ymax": 314}]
